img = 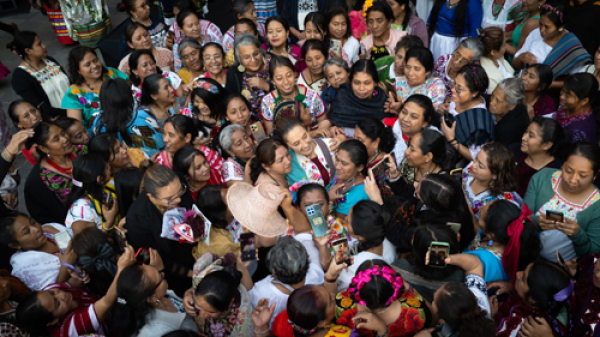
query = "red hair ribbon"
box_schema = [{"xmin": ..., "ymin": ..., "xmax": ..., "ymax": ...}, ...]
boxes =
[{"xmin": 503, "ymin": 203, "xmax": 532, "ymax": 282}]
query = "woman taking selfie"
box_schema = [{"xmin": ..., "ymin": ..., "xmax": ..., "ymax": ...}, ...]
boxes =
[{"xmin": 324, "ymin": 7, "xmax": 359, "ymax": 64}]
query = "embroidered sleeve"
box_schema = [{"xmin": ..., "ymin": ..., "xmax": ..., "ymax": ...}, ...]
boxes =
[
  {"xmin": 428, "ymin": 77, "xmax": 446, "ymax": 109},
  {"xmin": 307, "ymin": 89, "xmax": 325, "ymax": 119},
  {"xmin": 260, "ymin": 93, "xmax": 276, "ymax": 121},
  {"xmin": 222, "ymin": 159, "xmax": 244, "ymax": 182},
  {"xmin": 65, "ymin": 199, "xmax": 102, "ymax": 230}
]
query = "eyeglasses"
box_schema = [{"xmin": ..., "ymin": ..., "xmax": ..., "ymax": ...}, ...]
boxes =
[
  {"xmin": 151, "ymin": 271, "xmax": 165, "ymax": 292},
  {"xmin": 154, "ymin": 185, "xmax": 187, "ymax": 206},
  {"xmin": 182, "ymin": 50, "xmax": 199, "ymax": 61},
  {"xmin": 450, "ymin": 81, "xmax": 466, "ymax": 94},
  {"xmin": 203, "ymin": 54, "xmax": 222, "ymax": 62},
  {"xmin": 452, "ymin": 51, "xmax": 470, "ymax": 67},
  {"xmin": 241, "ymin": 50, "xmax": 262, "ymax": 62}
]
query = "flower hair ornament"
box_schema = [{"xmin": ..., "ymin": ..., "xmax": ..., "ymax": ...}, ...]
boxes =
[
  {"xmin": 193, "ymin": 79, "xmax": 220, "ymax": 94},
  {"xmin": 348, "ymin": 265, "xmax": 404, "ymax": 306},
  {"xmin": 541, "ymin": 4, "xmax": 564, "ymax": 23},
  {"xmin": 288, "ymin": 319, "xmax": 319, "ymax": 335}
]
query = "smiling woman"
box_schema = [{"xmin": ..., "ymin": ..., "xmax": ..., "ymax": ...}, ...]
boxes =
[{"xmin": 118, "ymin": 22, "xmax": 174, "ymax": 75}]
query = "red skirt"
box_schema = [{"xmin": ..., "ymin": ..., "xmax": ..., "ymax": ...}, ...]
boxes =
[{"xmin": 45, "ymin": 5, "xmax": 76, "ymax": 45}]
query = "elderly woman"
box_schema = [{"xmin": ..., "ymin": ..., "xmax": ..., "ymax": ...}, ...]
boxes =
[
  {"xmin": 176, "ymin": 37, "xmax": 204, "ymax": 84},
  {"xmin": 321, "ymin": 57, "xmax": 349, "ymax": 111},
  {"xmin": 198, "ymin": 43, "xmax": 227, "ymax": 87},
  {"xmin": 171, "ymin": 10, "xmax": 223, "ymax": 72},
  {"xmin": 489, "ymin": 78, "xmax": 530, "ymax": 146},
  {"xmin": 432, "ymin": 38, "xmax": 484, "ymax": 98},
  {"xmin": 226, "ymin": 33, "xmax": 275, "ymax": 120},
  {"xmin": 218, "ymin": 124, "xmax": 256, "ymax": 186},
  {"xmin": 118, "ymin": 22, "xmax": 174, "ymax": 75},
  {"xmin": 248, "ymin": 237, "xmax": 324, "ymax": 328}
]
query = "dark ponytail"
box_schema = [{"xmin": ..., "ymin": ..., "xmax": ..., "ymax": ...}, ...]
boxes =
[
  {"xmin": 65, "ymin": 153, "xmax": 108, "ymax": 211},
  {"xmin": 25, "ymin": 121, "xmax": 54, "ymax": 159},
  {"xmin": 249, "ymin": 138, "xmax": 286, "ymax": 184},
  {"xmin": 349, "ymin": 200, "xmax": 389, "ymax": 252},
  {"xmin": 110, "ymin": 265, "xmax": 156, "ymax": 337},
  {"xmin": 6, "ymin": 31, "xmax": 37, "ymax": 59},
  {"xmin": 525, "ymin": 258, "xmax": 572, "ymax": 319},
  {"xmin": 356, "ymin": 118, "xmax": 396, "ymax": 154},
  {"xmin": 415, "ymin": 130, "xmax": 448, "ymax": 171},
  {"xmin": 436, "ymin": 282, "xmax": 496, "ymax": 336},
  {"xmin": 194, "ymin": 268, "xmax": 242, "ymax": 312}
]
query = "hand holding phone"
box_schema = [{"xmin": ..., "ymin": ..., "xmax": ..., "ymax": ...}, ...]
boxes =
[
  {"xmin": 546, "ymin": 210, "xmax": 564, "ymax": 223},
  {"xmin": 332, "ymin": 238, "xmax": 352, "ymax": 266},
  {"xmin": 428, "ymin": 241, "xmax": 450, "ymax": 268},
  {"xmin": 306, "ymin": 204, "xmax": 328, "ymax": 238},
  {"xmin": 240, "ymin": 233, "xmax": 256, "ymax": 261},
  {"xmin": 135, "ymin": 248, "xmax": 151, "ymax": 265},
  {"xmin": 337, "ymin": 178, "xmax": 356, "ymax": 195},
  {"xmin": 62, "ymin": 262, "xmax": 85, "ymax": 279},
  {"xmin": 250, "ymin": 122, "xmax": 267, "ymax": 143}
]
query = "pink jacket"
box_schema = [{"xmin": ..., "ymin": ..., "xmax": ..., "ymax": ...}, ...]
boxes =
[{"xmin": 362, "ymin": 28, "xmax": 408, "ymax": 59}]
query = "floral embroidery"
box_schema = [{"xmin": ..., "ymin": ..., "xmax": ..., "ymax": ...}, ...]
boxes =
[
  {"xmin": 260, "ymin": 86, "xmax": 325, "ymax": 125},
  {"xmin": 537, "ymin": 171, "xmax": 600, "ymax": 220},
  {"xmin": 19, "ymin": 59, "xmax": 62, "ymax": 85},
  {"xmin": 242, "ymin": 55, "xmax": 272, "ymax": 120},
  {"xmin": 431, "ymin": 54, "xmax": 453, "ymax": 98},
  {"xmin": 468, "ymin": 233, "xmax": 503, "ymax": 259},
  {"xmin": 394, "ymin": 76, "xmax": 446, "ymax": 109}
]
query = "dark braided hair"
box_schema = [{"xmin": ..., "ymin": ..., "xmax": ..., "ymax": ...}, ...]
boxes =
[{"xmin": 456, "ymin": 63, "xmax": 489, "ymax": 97}]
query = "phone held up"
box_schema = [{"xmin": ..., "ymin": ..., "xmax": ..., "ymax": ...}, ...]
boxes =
[
  {"xmin": 428, "ymin": 241, "xmax": 450, "ymax": 268},
  {"xmin": 135, "ymin": 247, "xmax": 151, "ymax": 265},
  {"xmin": 306, "ymin": 204, "xmax": 328, "ymax": 238},
  {"xmin": 332, "ymin": 238, "xmax": 352, "ymax": 266},
  {"xmin": 240, "ymin": 232, "xmax": 256, "ymax": 261},
  {"xmin": 546, "ymin": 210, "xmax": 564, "ymax": 223}
]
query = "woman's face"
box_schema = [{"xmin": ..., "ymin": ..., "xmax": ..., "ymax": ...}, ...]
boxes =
[
  {"xmin": 194, "ymin": 294, "xmax": 225, "ymax": 319},
  {"xmin": 351, "ymin": 72, "xmax": 376, "ymax": 99},
  {"xmin": 182, "ymin": 14, "xmax": 201, "ymax": 39},
  {"xmin": 354, "ymin": 126, "xmax": 379, "ymax": 159},
  {"xmin": 78, "ymin": 52, "xmax": 102, "ymax": 81},
  {"xmin": 328, "ymin": 14, "xmax": 348, "ymax": 40},
  {"xmin": 225, "ymin": 97, "xmax": 251, "ymax": 127},
  {"xmin": 515, "ymin": 263, "xmax": 534, "ymax": 304},
  {"xmin": 152, "ymin": 78, "xmax": 175, "ymax": 104},
  {"xmin": 132, "ymin": 54, "xmax": 157, "ymax": 82},
  {"xmin": 451, "ymin": 73, "xmax": 477, "ymax": 104},
  {"xmin": 405, "ymin": 57, "xmax": 430, "ymax": 87},
  {"xmin": 267, "ymin": 20, "xmax": 288, "ymax": 49},
  {"xmin": 26, "ymin": 36, "xmax": 48, "ymax": 60},
  {"xmin": 539, "ymin": 14, "xmax": 561, "ymax": 41},
  {"xmin": 521, "ymin": 67, "xmax": 541, "ymax": 93},
  {"xmin": 489, "ymin": 87, "xmax": 511, "ymax": 116},
  {"xmin": 272, "ymin": 66, "xmax": 296, "ymax": 96},
  {"xmin": 335, "ymin": 149, "xmax": 362, "ymax": 182},
  {"xmin": 235, "ymin": 23, "xmax": 256, "ymax": 37},
  {"xmin": 305, "ymin": 21, "xmax": 324, "ymax": 41},
  {"xmin": 386, "ymin": 0, "xmax": 405, "ymax": 19},
  {"xmin": 181, "ymin": 46, "xmax": 202, "ymax": 72},
  {"xmin": 202, "ymin": 45, "xmax": 224, "ymax": 75},
  {"xmin": 193, "ymin": 95, "xmax": 211, "ymax": 116},
  {"xmin": 150, "ymin": 179, "xmax": 185, "ymax": 210},
  {"xmin": 404, "ymin": 133, "xmax": 430, "ymax": 168},
  {"xmin": 265, "ymin": 145, "xmax": 292, "ymax": 176},
  {"xmin": 109, "ymin": 139, "xmax": 131, "ymax": 170},
  {"xmin": 128, "ymin": 27, "xmax": 152, "ymax": 50},
  {"xmin": 521, "ymin": 122, "xmax": 550, "ymax": 155},
  {"xmin": 238, "ymin": 44, "xmax": 264, "ymax": 73},
  {"xmin": 367, "ymin": 10, "xmax": 390, "ymax": 38},
  {"xmin": 299, "ymin": 189, "xmax": 329, "ymax": 218},
  {"xmin": 145, "ymin": 266, "xmax": 168, "ymax": 301},
  {"xmin": 561, "ymin": 154, "xmax": 596, "ymax": 194},
  {"xmin": 470, "ymin": 149, "xmax": 496, "ymax": 183},
  {"xmin": 448, "ymin": 47, "xmax": 473, "ymax": 78},
  {"xmin": 13, "ymin": 102, "xmax": 42, "ymax": 129},
  {"xmin": 228, "ymin": 129, "xmax": 255, "ymax": 160},
  {"xmin": 284, "ymin": 125, "xmax": 314, "ymax": 157},
  {"xmin": 239, "ymin": 2, "xmax": 257, "ymax": 22},
  {"xmin": 163, "ymin": 122, "xmax": 189, "ymax": 153},
  {"xmin": 38, "ymin": 288, "xmax": 78, "ymax": 322},
  {"xmin": 130, "ymin": 0, "xmax": 150, "ymax": 21},
  {"xmin": 399, "ymin": 101, "xmax": 428, "ymax": 137},
  {"xmin": 66, "ymin": 121, "xmax": 90, "ymax": 145},
  {"xmin": 394, "ymin": 47, "xmax": 408, "ymax": 76},
  {"xmin": 559, "ymin": 87, "xmax": 587, "ymax": 113},
  {"xmin": 189, "ymin": 154, "xmax": 211, "ymax": 182},
  {"xmin": 325, "ymin": 64, "xmax": 349, "ymax": 89},
  {"xmin": 39, "ymin": 125, "xmax": 73, "ymax": 157},
  {"xmin": 8, "ymin": 215, "xmax": 47, "ymax": 251},
  {"xmin": 305, "ymin": 49, "xmax": 326, "ymax": 76}
]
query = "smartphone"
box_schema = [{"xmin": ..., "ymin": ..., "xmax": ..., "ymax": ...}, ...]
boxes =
[
  {"xmin": 332, "ymin": 238, "xmax": 352, "ymax": 265},
  {"xmin": 337, "ymin": 178, "xmax": 356, "ymax": 195},
  {"xmin": 360, "ymin": 43, "xmax": 366, "ymax": 56},
  {"xmin": 250, "ymin": 122, "xmax": 267, "ymax": 143},
  {"xmin": 384, "ymin": 80, "xmax": 397, "ymax": 100},
  {"xmin": 546, "ymin": 210, "xmax": 564, "ymax": 223},
  {"xmin": 330, "ymin": 39, "xmax": 342, "ymax": 54},
  {"xmin": 443, "ymin": 111, "xmax": 455, "ymax": 128},
  {"xmin": 306, "ymin": 204, "xmax": 328, "ymax": 238},
  {"xmin": 114, "ymin": 228, "xmax": 127, "ymax": 253},
  {"xmin": 556, "ymin": 250, "xmax": 565, "ymax": 266},
  {"xmin": 371, "ymin": 157, "xmax": 390, "ymax": 178},
  {"xmin": 240, "ymin": 232, "xmax": 256, "ymax": 261},
  {"xmin": 487, "ymin": 287, "xmax": 508, "ymax": 302},
  {"xmin": 54, "ymin": 231, "xmax": 72, "ymax": 254},
  {"xmin": 103, "ymin": 191, "xmax": 114, "ymax": 210},
  {"xmin": 428, "ymin": 241, "xmax": 450, "ymax": 268},
  {"xmin": 135, "ymin": 247, "xmax": 151, "ymax": 265},
  {"xmin": 62, "ymin": 262, "xmax": 85, "ymax": 279},
  {"xmin": 447, "ymin": 222, "xmax": 461, "ymax": 234}
]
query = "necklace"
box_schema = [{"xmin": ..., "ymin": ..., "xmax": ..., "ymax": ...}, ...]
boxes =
[
  {"xmin": 46, "ymin": 153, "xmax": 76, "ymax": 175},
  {"xmin": 368, "ymin": 150, "xmax": 382, "ymax": 165},
  {"xmin": 24, "ymin": 59, "xmax": 44, "ymax": 72},
  {"xmin": 85, "ymin": 81, "xmax": 98, "ymax": 91},
  {"xmin": 376, "ymin": 300, "xmax": 395, "ymax": 314},
  {"xmin": 446, "ymin": 0, "xmax": 460, "ymax": 9},
  {"xmin": 265, "ymin": 172, "xmax": 281, "ymax": 186}
]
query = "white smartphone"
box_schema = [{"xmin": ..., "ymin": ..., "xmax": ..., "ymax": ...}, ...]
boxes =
[{"xmin": 54, "ymin": 231, "xmax": 71, "ymax": 254}]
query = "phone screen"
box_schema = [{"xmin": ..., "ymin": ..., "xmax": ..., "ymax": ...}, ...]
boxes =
[
  {"xmin": 103, "ymin": 191, "xmax": 114, "ymax": 209},
  {"xmin": 332, "ymin": 238, "xmax": 351, "ymax": 265},
  {"xmin": 306, "ymin": 204, "xmax": 328, "ymax": 237},
  {"xmin": 330, "ymin": 39, "xmax": 341, "ymax": 54},
  {"xmin": 371, "ymin": 157, "xmax": 389, "ymax": 178},
  {"xmin": 135, "ymin": 248, "xmax": 150, "ymax": 265},
  {"xmin": 337, "ymin": 178, "xmax": 356, "ymax": 195},
  {"xmin": 240, "ymin": 233, "xmax": 256, "ymax": 261},
  {"xmin": 429, "ymin": 242, "xmax": 449, "ymax": 268},
  {"xmin": 62, "ymin": 262, "xmax": 85, "ymax": 279},
  {"xmin": 54, "ymin": 231, "xmax": 71, "ymax": 254},
  {"xmin": 114, "ymin": 228, "xmax": 127, "ymax": 253},
  {"xmin": 546, "ymin": 210, "xmax": 564, "ymax": 223}
]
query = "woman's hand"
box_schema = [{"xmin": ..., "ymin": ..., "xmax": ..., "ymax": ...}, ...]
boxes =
[
  {"xmin": 252, "ymin": 298, "xmax": 276, "ymax": 331},
  {"xmin": 329, "ymin": 49, "xmax": 342, "ymax": 59},
  {"xmin": 487, "ymin": 281, "xmax": 512, "ymax": 296},
  {"xmin": 247, "ymin": 77, "xmax": 270, "ymax": 91},
  {"xmin": 384, "ymin": 153, "xmax": 398, "ymax": 178},
  {"xmin": 66, "ymin": 266, "xmax": 90, "ymax": 284},
  {"xmin": 312, "ymin": 229, "xmax": 332, "ymax": 249},
  {"xmin": 520, "ymin": 316, "xmax": 553, "ymax": 337},
  {"xmin": 183, "ymin": 287, "xmax": 198, "ymax": 317},
  {"xmin": 441, "ymin": 120, "xmax": 456, "ymax": 142},
  {"xmin": 5, "ymin": 129, "xmax": 34, "ymax": 157},
  {"xmin": 278, "ymin": 187, "xmax": 294, "ymax": 209},
  {"xmin": 59, "ymin": 240, "xmax": 77, "ymax": 265},
  {"xmin": 325, "ymin": 251, "xmax": 353, "ymax": 280},
  {"xmin": 330, "ymin": 126, "xmax": 345, "ymax": 137},
  {"xmin": 117, "ymin": 217, "xmax": 127, "ymax": 234},
  {"xmin": 385, "ymin": 94, "xmax": 401, "ymax": 114},
  {"xmin": 329, "ymin": 134, "xmax": 346, "ymax": 153},
  {"xmin": 102, "ymin": 199, "xmax": 119, "ymax": 228},
  {"xmin": 116, "ymin": 245, "xmax": 136, "ymax": 272},
  {"xmin": 558, "ymin": 218, "xmax": 580, "ymax": 237},
  {"xmin": 519, "ymin": 52, "xmax": 538, "ymax": 65},
  {"xmin": 149, "ymin": 247, "xmax": 165, "ymax": 271},
  {"xmin": 193, "ymin": 134, "xmax": 212, "ymax": 147},
  {"xmin": 328, "ymin": 183, "xmax": 345, "ymax": 201},
  {"xmin": 537, "ymin": 213, "xmax": 559, "ymax": 231},
  {"xmin": 437, "ymin": 101, "xmax": 450, "ymax": 116},
  {"xmin": 352, "ymin": 312, "xmax": 388, "ymax": 335},
  {"xmin": 365, "ymin": 169, "xmax": 383, "ymax": 205},
  {"xmin": 2, "ymin": 193, "xmax": 18, "ymax": 209}
]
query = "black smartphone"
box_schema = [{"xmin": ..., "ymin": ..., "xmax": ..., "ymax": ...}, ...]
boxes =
[
  {"xmin": 443, "ymin": 111, "xmax": 455, "ymax": 128},
  {"xmin": 546, "ymin": 210, "xmax": 564, "ymax": 223},
  {"xmin": 240, "ymin": 233, "xmax": 256, "ymax": 261},
  {"xmin": 103, "ymin": 191, "xmax": 114, "ymax": 209},
  {"xmin": 332, "ymin": 238, "xmax": 352, "ymax": 265},
  {"xmin": 487, "ymin": 287, "xmax": 508, "ymax": 302},
  {"xmin": 556, "ymin": 250, "xmax": 566, "ymax": 266},
  {"xmin": 135, "ymin": 248, "xmax": 150, "ymax": 265},
  {"xmin": 337, "ymin": 178, "xmax": 356, "ymax": 195},
  {"xmin": 428, "ymin": 241, "xmax": 450, "ymax": 268}
]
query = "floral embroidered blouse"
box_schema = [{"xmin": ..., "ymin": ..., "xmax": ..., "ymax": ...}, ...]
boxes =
[
  {"xmin": 222, "ymin": 158, "xmax": 245, "ymax": 183},
  {"xmin": 19, "ymin": 58, "xmax": 70, "ymax": 109},
  {"xmin": 260, "ymin": 85, "xmax": 325, "ymax": 126},
  {"xmin": 431, "ymin": 53, "xmax": 453, "ymax": 98},
  {"xmin": 195, "ymin": 285, "xmax": 254, "ymax": 337},
  {"xmin": 40, "ymin": 145, "xmax": 87, "ymax": 205},
  {"xmin": 394, "ymin": 76, "xmax": 446, "ymax": 109},
  {"xmin": 552, "ymin": 107, "xmax": 596, "ymax": 142},
  {"xmin": 242, "ymin": 55, "xmax": 273, "ymax": 120}
]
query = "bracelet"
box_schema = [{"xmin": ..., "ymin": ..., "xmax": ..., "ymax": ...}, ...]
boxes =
[
  {"xmin": 325, "ymin": 275, "xmax": 338, "ymax": 283},
  {"xmin": 1, "ymin": 150, "xmax": 13, "ymax": 163},
  {"xmin": 253, "ymin": 328, "xmax": 270, "ymax": 334},
  {"xmin": 101, "ymin": 221, "xmax": 115, "ymax": 231},
  {"xmin": 447, "ymin": 138, "xmax": 456, "ymax": 144},
  {"xmin": 5, "ymin": 147, "xmax": 16, "ymax": 157}
]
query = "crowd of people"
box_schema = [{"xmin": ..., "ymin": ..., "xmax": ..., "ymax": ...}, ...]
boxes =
[{"xmin": 1, "ymin": 0, "xmax": 600, "ymax": 336}]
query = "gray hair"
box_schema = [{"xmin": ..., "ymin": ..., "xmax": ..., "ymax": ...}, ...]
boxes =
[
  {"xmin": 267, "ymin": 236, "xmax": 310, "ymax": 284},
  {"xmin": 457, "ymin": 38, "xmax": 484, "ymax": 62},
  {"xmin": 178, "ymin": 37, "xmax": 202, "ymax": 68},
  {"xmin": 323, "ymin": 57, "xmax": 349, "ymax": 75},
  {"xmin": 219, "ymin": 124, "xmax": 246, "ymax": 152},
  {"xmin": 233, "ymin": 33, "xmax": 264, "ymax": 66},
  {"xmin": 497, "ymin": 78, "xmax": 525, "ymax": 107}
]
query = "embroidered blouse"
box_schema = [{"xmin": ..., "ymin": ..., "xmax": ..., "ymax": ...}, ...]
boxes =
[
  {"xmin": 260, "ymin": 85, "xmax": 325, "ymax": 125},
  {"xmin": 18, "ymin": 58, "xmax": 70, "ymax": 109},
  {"xmin": 431, "ymin": 54, "xmax": 454, "ymax": 98},
  {"xmin": 552, "ymin": 107, "xmax": 596, "ymax": 142},
  {"xmin": 394, "ymin": 76, "xmax": 446, "ymax": 109},
  {"xmin": 222, "ymin": 157, "xmax": 245, "ymax": 183}
]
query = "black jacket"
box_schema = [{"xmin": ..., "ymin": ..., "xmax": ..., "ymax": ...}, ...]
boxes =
[
  {"xmin": 225, "ymin": 65, "xmax": 275, "ymax": 96},
  {"xmin": 494, "ymin": 104, "xmax": 530, "ymax": 147},
  {"xmin": 24, "ymin": 162, "xmax": 68, "ymax": 224}
]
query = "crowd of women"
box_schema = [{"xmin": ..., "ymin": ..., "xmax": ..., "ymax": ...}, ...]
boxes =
[{"xmin": 1, "ymin": 0, "xmax": 600, "ymax": 336}]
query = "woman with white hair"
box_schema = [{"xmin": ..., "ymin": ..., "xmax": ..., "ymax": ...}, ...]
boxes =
[
  {"xmin": 432, "ymin": 37, "xmax": 484, "ymax": 99},
  {"xmin": 225, "ymin": 33, "xmax": 275, "ymax": 120},
  {"xmin": 218, "ymin": 123, "xmax": 256, "ymax": 186},
  {"xmin": 489, "ymin": 78, "xmax": 530, "ymax": 146},
  {"xmin": 177, "ymin": 37, "xmax": 204, "ymax": 84}
]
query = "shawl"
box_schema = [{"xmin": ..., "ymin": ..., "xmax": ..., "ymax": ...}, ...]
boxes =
[
  {"xmin": 455, "ymin": 108, "xmax": 495, "ymax": 147},
  {"xmin": 543, "ymin": 32, "xmax": 592, "ymax": 80},
  {"xmin": 328, "ymin": 83, "xmax": 387, "ymax": 128}
]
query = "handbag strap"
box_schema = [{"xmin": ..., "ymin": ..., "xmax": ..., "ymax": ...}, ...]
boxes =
[{"xmin": 313, "ymin": 138, "xmax": 336, "ymax": 179}]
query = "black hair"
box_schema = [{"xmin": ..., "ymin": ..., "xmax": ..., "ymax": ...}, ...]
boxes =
[
  {"xmin": 142, "ymin": 163, "xmax": 179, "ymax": 196},
  {"xmin": 402, "ymin": 94, "xmax": 441, "ymax": 129},
  {"xmin": 249, "ymin": 138, "xmax": 286, "ymax": 183},
  {"xmin": 524, "ymin": 258, "xmax": 572, "ymax": 318},
  {"xmin": 564, "ymin": 141, "xmax": 600, "ymax": 173},
  {"xmin": 394, "ymin": 35, "xmax": 424, "ymax": 54},
  {"xmin": 230, "ymin": 0, "xmax": 254, "ymax": 19},
  {"xmin": 388, "ymin": 0, "xmax": 413, "ymax": 31},
  {"xmin": 190, "ymin": 77, "xmax": 229, "ymax": 121},
  {"xmin": 65, "ymin": 153, "xmax": 108, "ymax": 212},
  {"xmin": 15, "ymin": 291, "xmax": 54, "ymax": 336},
  {"xmin": 162, "ymin": 331, "xmax": 202, "ymax": 337},
  {"xmin": 338, "ymin": 139, "xmax": 369, "ymax": 175},
  {"xmin": 89, "ymin": 133, "xmax": 121, "ymax": 164},
  {"xmin": 350, "ymin": 59, "xmax": 379, "ymax": 87},
  {"xmin": 67, "ymin": 46, "xmax": 108, "ymax": 86},
  {"xmin": 287, "ymin": 285, "xmax": 329, "ymax": 337},
  {"xmin": 201, "ymin": 42, "xmax": 225, "ymax": 59},
  {"xmin": 140, "ymin": 73, "xmax": 168, "ymax": 106},
  {"xmin": 324, "ymin": 7, "xmax": 352, "ymax": 39},
  {"xmin": 481, "ymin": 142, "xmax": 518, "ymax": 196},
  {"xmin": 6, "ymin": 30, "xmax": 37, "ymax": 60},
  {"xmin": 405, "ymin": 47, "xmax": 434, "ymax": 73},
  {"xmin": 304, "ymin": 11, "xmax": 326, "ymax": 37},
  {"xmin": 413, "ymin": 129, "xmax": 448, "ymax": 171},
  {"xmin": 411, "ymin": 224, "xmax": 459, "ymax": 280},
  {"xmin": 350, "ymin": 259, "xmax": 400, "ymax": 310},
  {"xmin": 456, "ymin": 63, "xmax": 489, "ymax": 97},
  {"xmin": 194, "ymin": 268, "xmax": 242, "ymax": 312},
  {"xmin": 174, "ymin": 0, "xmax": 194, "ymax": 12},
  {"xmin": 24, "ymin": 121, "xmax": 58, "ymax": 159},
  {"xmin": 274, "ymin": 115, "xmax": 305, "ymax": 143},
  {"xmin": 123, "ymin": 22, "xmax": 148, "ymax": 47},
  {"xmin": 116, "ymin": 0, "xmax": 137, "ymax": 15},
  {"xmin": 110, "ymin": 264, "xmax": 156, "ymax": 337},
  {"xmin": 130, "ymin": 49, "xmax": 161, "ymax": 87},
  {"xmin": 7, "ymin": 99, "xmax": 32, "ymax": 125},
  {"xmin": 196, "ymin": 185, "xmax": 229, "ymax": 229},
  {"xmin": 269, "ymin": 54, "xmax": 296, "ymax": 78},
  {"xmin": 540, "ymin": 4, "xmax": 566, "ymax": 28},
  {"xmin": 429, "ymin": 0, "xmax": 469, "ymax": 38},
  {"xmin": 356, "ymin": 118, "xmax": 396, "ymax": 153},
  {"xmin": 530, "ymin": 116, "xmax": 569, "ymax": 159},
  {"xmin": 300, "ymin": 38, "xmax": 326, "ymax": 60},
  {"xmin": 525, "ymin": 64, "xmax": 553, "ymax": 96},
  {"xmin": 97, "ymin": 78, "xmax": 134, "ymax": 145},
  {"xmin": 176, "ymin": 9, "xmax": 199, "ymax": 31},
  {"xmin": 165, "ymin": 114, "xmax": 210, "ymax": 143},
  {"xmin": 563, "ymin": 73, "xmax": 599, "ymax": 110},
  {"xmin": 53, "ymin": 116, "xmax": 83, "ymax": 140},
  {"xmin": 115, "ymin": 167, "xmax": 144, "ymax": 218},
  {"xmin": 235, "ymin": 17, "xmax": 259, "ymax": 35},
  {"xmin": 484, "ymin": 200, "xmax": 541, "ymax": 272},
  {"xmin": 265, "ymin": 15, "xmax": 291, "ymax": 51},
  {"xmin": 295, "ymin": 183, "xmax": 330, "ymax": 207},
  {"xmin": 0, "ymin": 211, "xmax": 27, "ymax": 247},
  {"xmin": 366, "ymin": 1, "xmax": 395, "ymax": 23},
  {"xmin": 436, "ymin": 282, "xmax": 496, "ymax": 336},
  {"xmin": 350, "ymin": 200, "xmax": 389, "ymax": 252},
  {"xmin": 72, "ymin": 227, "xmax": 118, "ymax": 297},
  {"xmin": 173, "ymin": 146, "xmax": 208, "ymax": 184}
]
